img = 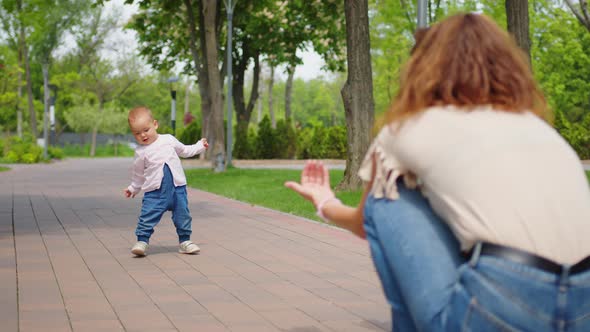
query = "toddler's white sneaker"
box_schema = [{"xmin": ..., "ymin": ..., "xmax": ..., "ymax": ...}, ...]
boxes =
[
  {"xmin": 179, "ymin": 241, "xmax": 200, "ymax": 254},
  {"xmin": 131, "ymin": 241, "xmax": 148, "ymax": 256}
]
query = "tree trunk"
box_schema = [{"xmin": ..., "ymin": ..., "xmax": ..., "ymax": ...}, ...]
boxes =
[
  {"xmin": 18, "ymin": 0, "xmax": 37, "ymax": 138},
  {"xmin": 184, "ymin": 0, "xmax": 211, "ymax": 159},
  {"xmin": 42, "ymin": 63, "xmax": 50, "ymax": 159},
  {"xmin": 184, "ymin": 79, "xmax": 191, "ymax": 124},
  {"xmin": 506, "ymin": 0, "xmax": 531, "ymax": 63},
  {"xmin": 285, "ymin": 65, "xmax": 295, "ymax": 120},
  {"xmin": 232, "ymin": 49, "xmax": 260, "ymax": 158},
  {"xmin": 268, "ymin": 66, "xmax": 275, "ymax": 129},
  {"xmin": 203, "ymin": 0, "xmax": 225, "ymax": 170},
  {"xmin": 257, "ymin": 68, "xmax": 263, "ymax": 123},
  {"xmin": 17, "ymin": 26, "xmax": 24, "ymax": 138},
  {"xmin": 90, "ymin": 100, "xmax": 104, "ymax": 157},
  {"xmin": 338, "ymin": 0, "xmax": 375, "ymax": 191}
]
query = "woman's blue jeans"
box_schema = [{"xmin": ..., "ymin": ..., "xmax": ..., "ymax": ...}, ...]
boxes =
[
  {"xmin": 135, "ymin": 164, "xmax": 192, "ymax": 244},
  {"xmin": 363, "ymin": 181, "xmax": 590, "ymax": 332}
]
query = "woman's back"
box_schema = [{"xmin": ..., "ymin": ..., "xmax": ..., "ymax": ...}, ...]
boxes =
[{"xmin": 382, "ymin": 105, "xmax": 590, "ymax": 264}]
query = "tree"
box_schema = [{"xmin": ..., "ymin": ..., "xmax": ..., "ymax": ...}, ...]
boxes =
[
  {"xmin": 229, "ymin": 0, "xmax": 345, "ymax": 161},
  {"xmin": 564, "ymin": 0, "xmax": 590, "ymax": 33},
  {"xmin": 119, "ymin": 0, "xmax": 224, "ymax": 168},
  {"xmin": 339, "ymin": 0, "xmax": 374, "ymax": 190},
  {"xmin": 202, "ymin": 0, "xmax": 225, "ymax": 170},
  {"xmin": 506, "ymin": 0, "xmax": 531, "ymax": 62},
  {"xmin": 99, "ymin": 104, "xmax": 128, "ymax": 156},
  {"xmin": 0, "ymin": 0, "xmax": 38, "ymax": 137},
  {"xmin": 284, "ymin": 64, "xmax": 294, "ymax": 120}
]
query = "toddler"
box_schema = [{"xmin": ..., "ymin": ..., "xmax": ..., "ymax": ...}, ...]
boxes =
[{"xmin": 124, "ymin": 106, "xmax": 208, "ymax": 256}]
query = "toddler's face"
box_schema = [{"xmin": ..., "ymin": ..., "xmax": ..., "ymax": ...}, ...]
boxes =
[{"xmin": 130, "ymin": 115, "xmax": 159, "ymax": 145}]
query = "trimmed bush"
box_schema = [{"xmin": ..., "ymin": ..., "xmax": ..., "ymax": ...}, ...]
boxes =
[
  {"xmin": 2, "ymin": 135, "xmax": 43, "ymax": 163},
  {"xmin": 255, "ymin": 116, "xmax": 277, "ymax": 159},
  {"xmin": 275, "ymin": 119, "xmax": 297, "ymax": 159},
  {"xmin": 178, "ymin": 121, "xmax": 202, "ymax": 145}
]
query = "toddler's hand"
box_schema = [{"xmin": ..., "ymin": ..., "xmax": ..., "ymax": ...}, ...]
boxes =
[
  {"xmin": 200, "ymin": 138, "xmax": 209, "ymax": 149},
  {"xmin": 124, "ymin": 188, "xmax": 136, "ymax": 198}
]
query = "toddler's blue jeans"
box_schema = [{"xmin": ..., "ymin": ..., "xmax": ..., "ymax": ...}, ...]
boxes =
[
  {"xmin": 363, "ymin": 180, "xmax": 590, "ymax": 332},
  {"xmin": 135, "ymin": 164, "xmax": 192, "ymax": 244}
]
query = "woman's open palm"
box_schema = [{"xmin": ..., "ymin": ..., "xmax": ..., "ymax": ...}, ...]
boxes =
[{"xmin": 284, "ymin": 160, "xmax": 335, "ymax": 207}]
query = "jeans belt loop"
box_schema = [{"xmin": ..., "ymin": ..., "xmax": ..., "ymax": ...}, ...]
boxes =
[{"xmin": 469, "ymin": 242, "xmax": 483, "ymax": 267}]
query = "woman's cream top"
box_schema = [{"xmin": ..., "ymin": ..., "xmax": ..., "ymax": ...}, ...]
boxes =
[{"xmin": 358, "ymin": 106, "xmax": 590, "ymax": 264}]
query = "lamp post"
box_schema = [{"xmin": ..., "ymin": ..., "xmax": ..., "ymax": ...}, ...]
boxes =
[
  {"xmin": 417, "ymin": 0, "xmax": 427, "ymax": 28},
  {"xmin": 224, "ymin": 0, "xmax": 237, "ymax": 167},
  {"xmin": 168, "ymin": 76, "xmax": 179, "ymax": 135},
  {"xmin": 48, "ymin": 84, "xmax": 58, "ymax": 146}
]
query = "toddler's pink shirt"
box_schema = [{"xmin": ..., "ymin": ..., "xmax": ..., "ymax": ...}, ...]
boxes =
[{"xmin": 127, "ymin": 134, "xmax": 206, "ymax": 195}]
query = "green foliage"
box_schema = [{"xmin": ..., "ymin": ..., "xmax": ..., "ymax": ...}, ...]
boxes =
[
  {"xmin": 1, "ymin": 135, "xmax": 43, "ymax": 163},
  {"xmin": 63, "ymin": 101, "xmax": 100, "ymax": 134},
  {"xmin": 178, "ymin": 121, "xmax": 201, "ymax": 145},
  {"xmin": 554, "ymin": 109, "xmax": 590, "ymax": 159},
  {"xmin": 255, "ymin": 115, "xmax": 277, "ymax": 159},
  {"xmin": 324, "ymin": 126, "xmax": 347, "ymax": 159},
  {"xmin": 294, "ymin": 124, "xmax": 347, "ymax": 159},
  {"xmin": 48, "ymin": 146, "xmax": 65, "ymax": 159},
  {"xmin": 233, "ymin": 124, "xmax": 254, "ymax": 159},
  {"xmin": 296, "ymin": 126, "xmax": 314, "ymax": 159},
  {"xmin": 100, "ymin": 104, "xmax": 128, "ymax": 135},
  {"xmin": 275, "ymin": 119, "xmax": 297, "ymax": 159},
  {"xmin": 532, "ymin": 6, "xmax": 590, "ymax": 124}
]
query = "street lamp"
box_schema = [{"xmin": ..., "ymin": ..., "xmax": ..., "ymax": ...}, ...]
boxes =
[
  {"xmin": 48, "ymin": 84, "xmax": 58, "ymax": 146},
  {"xmin": 167, "ymin": 76, "xmax": 179, "ymax": 135},
  {"xmin": 224, "ymin": 0, "xmax": 237, "ymax": 168},
  {"xmin": 417, "ymin": 0, "xmax": 427, "ymax": 28}
]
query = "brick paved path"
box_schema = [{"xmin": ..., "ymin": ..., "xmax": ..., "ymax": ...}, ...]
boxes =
[{"xmin": 0, "ymin": 158, "xmax": 390, "ymax": 332}]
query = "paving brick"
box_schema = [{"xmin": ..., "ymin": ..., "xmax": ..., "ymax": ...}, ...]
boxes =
[{"xmin": 0, "ymin": 158, "xmax": 389, "ymax": 331}]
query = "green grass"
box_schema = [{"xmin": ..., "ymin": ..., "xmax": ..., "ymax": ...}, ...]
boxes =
[
  {"xmin": 186, "ymin": 168, "xmax": 590, "ymax": 222},
  {"xmin": 0, "ymin": 166, "xmax": 9, "ymax": 172},
  {"xmin": 62, "ymin": 143, "xmax": 135, "ymax": 157},
  {"xmin": 185, "ymin": 168, "xmax": 363, "ymax": 222}
]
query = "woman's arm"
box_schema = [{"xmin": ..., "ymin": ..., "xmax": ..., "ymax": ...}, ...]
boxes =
[{"xmin": 284, "ymin": 160, "xmax": 375, "ymax": 239}]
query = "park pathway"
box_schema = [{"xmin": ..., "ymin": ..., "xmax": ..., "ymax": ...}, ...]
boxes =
[{"xmin": 0, "ymin": 158, "xmax": 389, "ymax": 332}]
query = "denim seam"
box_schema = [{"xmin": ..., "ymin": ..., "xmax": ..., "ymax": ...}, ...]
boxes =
[
  {"xmin": 569, "ymin": 310, "xmax": 590, "ymax": 325},
  {"xmin": 463, "ymin": 297, "xmax": 522, "ymax": 332},
  {"xmin": 472, "ymin": 269, "xmax": 554, "ymax": 323},
  {"xmin": 460, "ymin": 298, "xmax": 475, "ymax": 332}
]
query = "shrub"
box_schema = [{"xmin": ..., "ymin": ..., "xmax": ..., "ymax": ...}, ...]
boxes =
[
  {"xmin": 48, "ymin": 146, "xmax": 65, "ymax": 159},
  {"xmin": 233, "ymin": 124, "xmax": 254, "ymax": 159},
  {"xmin": 255, "ymin": 116, "xmax": 277, "ymax": 158},
  {"xmin": 324, "ymin": 126, "xmax": 347, "ymax": 159},
  {"xmin": 275, "ymin": 119, "xmax": 298, "ymax": 159},
  {"xmin": 2, "ymin": 135, "xmax": 43, "ymax": 163},
  {"xmin": 178, "ymin": 121, "xmax": 201, "ymax": 144},
  {"xmin": 296, "ymin": 126, "xmax": 315, "ymax": 159},
  {"xmin": 309, "ymin": 125, "xmax": 328, "ymax": 158}
]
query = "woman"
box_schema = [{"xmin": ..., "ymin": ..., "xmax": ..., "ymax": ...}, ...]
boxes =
[{"xmin": 285, "ymin": 13, "xmax": 590, "ymax": 332}]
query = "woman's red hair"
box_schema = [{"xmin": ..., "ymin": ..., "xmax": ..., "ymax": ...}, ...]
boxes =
[{"xmin": 386, "ymin": 13, "xmax": 549, "ymax": 125}]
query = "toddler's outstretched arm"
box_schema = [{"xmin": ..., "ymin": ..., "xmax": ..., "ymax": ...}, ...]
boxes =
[{"xmin": 174, "ymin": 136, "xmax": 208, "ymax": 158}]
